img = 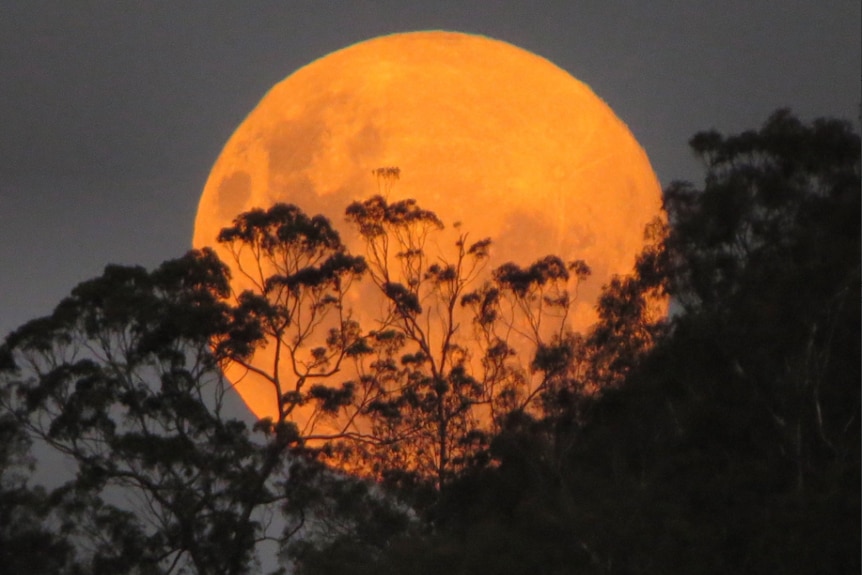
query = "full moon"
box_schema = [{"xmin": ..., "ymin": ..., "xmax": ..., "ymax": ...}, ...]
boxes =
[{"xmin": 194, "ymin": 31, "xmax": 663, "ymax": 422}]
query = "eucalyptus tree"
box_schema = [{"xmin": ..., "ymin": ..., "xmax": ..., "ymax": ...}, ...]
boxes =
[
  {"xmin": 0, "ymin": 250, "xmax": 311, "ymax": 574},
  {"xmin": 336, "ymin": 190, "xmax": 592, "ymax": 490},
  {"xmin": 0, "ymin": 383, "xmax": 75, "ymax": 574},
  {"xmin": 661, "ymin": 109, "xmax": 861, "ymax": 493},
  {"xmin": 214, "ymin": 202, "xmax": 367, "ymax": 438},
  {"xmin": 287, "ymin": 109, "xmax": 862, "ymax": 575},
  {"xmin": 212, "ymin": 192, "xmax": 594, "ymax": 492},
  {"xmin": 550, "ymin": 109, "xmax": 862, "ymax": 574},
  {"xmin": 0, "ymin": 187, "xmax": 636, "ymax": 572}
]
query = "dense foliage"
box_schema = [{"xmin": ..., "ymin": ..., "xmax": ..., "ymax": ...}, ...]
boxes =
[{"xmin": 1, "ymin": 111, "xmax": 858, "ymax": 574}]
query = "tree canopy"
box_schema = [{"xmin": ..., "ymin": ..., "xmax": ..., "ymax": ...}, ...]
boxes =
[{"xmin": 1, "ymin": 110, "xmax": 858, "ymax": 574}]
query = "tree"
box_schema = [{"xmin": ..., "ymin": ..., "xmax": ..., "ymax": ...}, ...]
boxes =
[
  {"xmin": 662, "ymin": 109, "xmax": 860, "ymax": 495},
  {"xmin": 213, "ymin": 183, "xmax": 597, "ymax": 494},
  {"xmin": 550, "ymin": 110, "xmax": 861, "ymax": 574},
  {"xmin": 327, "ymin": 191, "xmax": 591, "ymax": 490},
  {"xmin": 581, "ymin": 216, "xmax": 668, "ymax": 392},
  {"xmin": 290, "ymin": 110, "xmax": 860, "ymax": 575},
  {"xmin": 6, "ymin": 110, "xmax": 853, "ymax": 574},
  {"xmin": 0, "ymin": 250, "xmax": 308, "ymax": 574},
  {"xmin": 0, "ymin": 195, "xmax": 596, "ymax": 572},
  {"xmin": 214, "ymin": 203, "xmax": 367, "ymax": 436},
  {"xmin": 0, "ymin": 382, "xmax": 75, "ymax": 574}
]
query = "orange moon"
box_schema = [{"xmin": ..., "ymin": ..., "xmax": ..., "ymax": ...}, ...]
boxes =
[{"xmin": 194, "ymin": 31, "xmax": 662, "ymax": 422}]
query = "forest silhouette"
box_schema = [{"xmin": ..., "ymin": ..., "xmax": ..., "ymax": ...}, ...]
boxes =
[{"xmin": 1, "ymin": 110, "xmax": 859, "ymax": 574}]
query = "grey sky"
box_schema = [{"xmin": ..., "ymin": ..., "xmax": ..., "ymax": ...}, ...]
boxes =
[{"xmin": 1, "ymin": 0, "xmax": 859, "ymax": 339}]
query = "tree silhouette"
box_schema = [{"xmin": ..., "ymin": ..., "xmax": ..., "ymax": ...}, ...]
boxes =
[
  {"xmin": 330, "ymin": 193, "xmax": 592, "ymax": 490},
  {"xmin": 211, "ymin": 188, "xmax": 597, "ymax": 493},
  {"xmin": 0, "ymin": 250, "xmax": 311, "ymax": 574},
  {"xmin": 2, "ymin": 110, "xmax": 857, "ymax": 574},
  {"xmin": 0, "ymin": 382, "xmax": 75, "ymax": 574},
  {"xmin": 662, "ymin": 109, "xmax": 861, "ymax": 495},
  {"xmin": 215, "ymin": 203, "xmax": 367, "ymax": 436},
  {"xmin": 289, "ymin": 110, "xmax": 861, "ymax": 575},
  {"xmin": 0, "ymin": 194, "xmax": 597, "ymax": 571}
]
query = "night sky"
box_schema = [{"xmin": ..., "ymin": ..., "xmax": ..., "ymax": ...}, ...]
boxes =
[{"xmin": 1, "ymin": 1, "xmax": 859, "ymax": 339}]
